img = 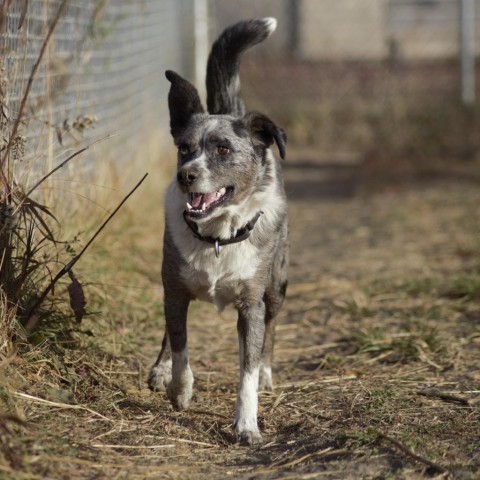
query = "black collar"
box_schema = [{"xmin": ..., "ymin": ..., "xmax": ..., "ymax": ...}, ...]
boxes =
[{"xmin": 183, "ymin": 210, "xmax": 263, "ymax": 257}]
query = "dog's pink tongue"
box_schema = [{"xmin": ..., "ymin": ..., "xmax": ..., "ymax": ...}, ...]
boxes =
[
  {"xmin": 191, "ymin": 192, "xmax": 217, "ymax": 209},
  {"xmin": 202, "ymin": 192, "xmax": 217, "ymax": 207},
  {"xmin": 191, "ymin": 193, "xmax": 204, "ymax": 209}
]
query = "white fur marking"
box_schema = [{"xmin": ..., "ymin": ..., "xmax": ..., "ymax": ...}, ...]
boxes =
[
  {"xmin": 235, "ymin": 367, "xmax": 260, "ymax": 434},
  {"xmin": 263, "ymin": 17, "xmax": 277, "ymax": 35},
  {"xmin": 259, "ymin": 365, "xmax": 272, "ymax": 390},
  {"xmin": 184, "ymin": 153, "xmax": 215, "ymax": 193},
  {"xmin": 149, "ymin": 357, "xmax": 172, "ymax": 390},
  {"xmin": 167, "ymin": 348, "xmax": 194, "ymax": 410}
]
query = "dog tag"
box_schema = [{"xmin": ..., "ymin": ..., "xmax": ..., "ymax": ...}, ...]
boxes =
[{"xmin": 215, "ymin": 240, "xmax": 221, "ymax": 257}]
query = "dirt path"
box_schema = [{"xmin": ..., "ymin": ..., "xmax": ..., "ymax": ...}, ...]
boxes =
[{"xmin": 4, "ymin": 153, "xmax": 480, "ymax": 479}]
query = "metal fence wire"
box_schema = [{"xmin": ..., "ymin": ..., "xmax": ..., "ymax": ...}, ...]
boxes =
[
  {"xmin": 1, "ymin": 0, "xmax": 195, "ymax": 175},
  {"xmin": 1, "ymin": 0, "xmax": 479, "ymax": 178}
]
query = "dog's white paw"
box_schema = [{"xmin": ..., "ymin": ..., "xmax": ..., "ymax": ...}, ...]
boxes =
[
  {"xmin": 234, "ymin": 424, "xmax": 263, "ymax": 446},
  {"xmin": 258, "ymin": 365, "xmax": 273, "ymax": 392},
  {"xmin": 166, "ymin": 367, "xmax": 194, "ymax": 411},
  {"xmin": 148, "ymin": 360, "xmax": 172, "ymax": 392}
]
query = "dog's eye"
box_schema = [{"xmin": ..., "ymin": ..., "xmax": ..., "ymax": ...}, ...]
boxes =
[
  {"xmin": 217, "ymin": 146, "xmax": 230, "ymax": 156},
  {"xmin": 178, "ymin": 144, "xmax": 189, "ymax": 155}
]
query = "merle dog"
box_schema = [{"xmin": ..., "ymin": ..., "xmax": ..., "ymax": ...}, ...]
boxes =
[{"xmin": 148, "ymin": 17, "xmax": 288, "ymax": 445}]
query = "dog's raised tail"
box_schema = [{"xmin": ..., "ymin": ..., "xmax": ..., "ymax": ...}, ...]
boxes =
[{"xmin": 206, "ymin": 18, "xmax": 277, "ymax": 116}]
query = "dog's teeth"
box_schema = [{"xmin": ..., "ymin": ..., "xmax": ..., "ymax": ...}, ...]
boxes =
[
  {"xmin": 218, "ymin": 187, "xmax": 226, "ymax": 196},
  {"xmin": 186, "ymin": 202, "xmax": 192, "ymax": 210},
  {"xmin": 202, "ymin": 202, "xmax": 206, "ymax": 211}
]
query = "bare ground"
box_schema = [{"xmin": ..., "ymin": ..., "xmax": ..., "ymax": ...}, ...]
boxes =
[{"xmin": 2, "ymin": 152, "xmax": 480, "ymax": 479}]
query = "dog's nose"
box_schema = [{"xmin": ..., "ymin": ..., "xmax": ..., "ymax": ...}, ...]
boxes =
[{"xmin": 177, "ymin": 168, "xmax": 199, "ymax": 187}]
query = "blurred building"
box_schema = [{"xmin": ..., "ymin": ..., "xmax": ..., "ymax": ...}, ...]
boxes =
[{"xmin": 210, "ymin": 0, "xmax": 480, "ymax": 61}]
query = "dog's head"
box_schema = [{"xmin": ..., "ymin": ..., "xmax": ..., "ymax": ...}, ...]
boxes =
[{"xmin": 165, "ymin": 70, "xmax": 286, "ymax": 221}]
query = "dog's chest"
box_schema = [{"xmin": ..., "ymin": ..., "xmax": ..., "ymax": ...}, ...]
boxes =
[{"xmin": 180, "ymin": 241, "xmax": 260, "ymax": 311}]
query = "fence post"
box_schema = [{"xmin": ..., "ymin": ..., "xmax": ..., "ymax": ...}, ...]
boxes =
[
  {"xmin": 194, "ymin": 0, "xmax": 209, "ymax": 100},
  {"xmin": 461, "ymin": 0, "xmax": 476, "ymax": 105}
]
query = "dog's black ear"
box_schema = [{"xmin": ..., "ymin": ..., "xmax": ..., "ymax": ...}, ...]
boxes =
[
  {"xmin": 165, "ymin": 70, "xmax": 204, "ymax": 137},
  {"xmin": 242, "ymin": 111, "xmax": 286, "ymax": 159}
]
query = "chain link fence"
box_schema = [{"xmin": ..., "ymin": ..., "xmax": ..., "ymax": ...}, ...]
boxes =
[
  {"xmin": 1, "ymin": 0, "xmax": 196, "ymax": 177},
  {"xmin": 1, "ymin": 0, "xmax": 479, "ymax": 178}
]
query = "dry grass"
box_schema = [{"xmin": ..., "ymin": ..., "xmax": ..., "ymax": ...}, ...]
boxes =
[{"xmin": 1, "ymin": 148, "xmax": 479, "ymax": 479}]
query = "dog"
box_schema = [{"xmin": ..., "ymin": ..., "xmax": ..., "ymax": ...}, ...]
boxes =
[{"xmin": 148, "ymin": 17, "xmax": 288, "ymax": 446}]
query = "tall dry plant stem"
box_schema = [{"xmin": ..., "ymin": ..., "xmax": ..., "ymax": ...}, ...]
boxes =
[
  {"xmin": 25, "ymin": 134, "xmax": 112, "ymax": 197},
  {"xmin": 24, "ymin": 172, "xmax": 149, "ymax": 327},
  {"xmin": 0, "ymin": 0, "xmax": 68, "ymax": 197}
]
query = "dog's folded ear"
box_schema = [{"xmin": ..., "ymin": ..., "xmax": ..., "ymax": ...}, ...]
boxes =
[
  {"xmin": 242, "ymin": 111, "xmax": 287, "ymax": 160},
  {"xmin": 165, "ymin": 70, "xmax": 204, "ymax": 137}
]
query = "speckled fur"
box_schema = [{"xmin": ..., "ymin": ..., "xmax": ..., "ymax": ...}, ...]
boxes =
[{"xmin": 148, "ymin": 18, "xmax": 288, "ymax": 446}]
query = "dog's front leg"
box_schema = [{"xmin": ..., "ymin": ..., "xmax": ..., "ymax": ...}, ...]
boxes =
[
  {"xmin": 164, "ymin": 290, "xmax": 194, "ymax": 411},
  {"xmin": 234, "ymin": 299, "xmax": 266, "ymax": 445}
]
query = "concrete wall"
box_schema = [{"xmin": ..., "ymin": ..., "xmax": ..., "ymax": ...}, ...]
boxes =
[
  {"xmin": 299, "ymin": 0, "xmax": 387, "ymax": 60},
  {"xmin": 388, "ymin": 0, "xmax": 460, "ymax": 60}
]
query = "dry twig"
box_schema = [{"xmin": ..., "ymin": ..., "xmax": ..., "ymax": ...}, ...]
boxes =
[
  {"xmin": 25, "ymin": 134, "xmax": 112, "ymax": 197},
  {"xmin": 418, "ymin": 388, "xmax": 473, "ymax": 407},
  {"xmin": 13, "ymin": 391, "xmax": 113, "ymax": 423},
  {"xmin": 377, "ymin": 432, "xmax": 451, "ymax": 476}
]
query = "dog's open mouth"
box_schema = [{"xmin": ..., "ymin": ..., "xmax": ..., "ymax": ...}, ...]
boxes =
[{"xmin": 185, "ymin": 186, "xmax": 234, "ymax": 218}]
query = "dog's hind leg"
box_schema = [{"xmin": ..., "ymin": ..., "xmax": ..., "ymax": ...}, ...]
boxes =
[
  {"xmin": 163, "ymin": 290, "xmax": 194, "ymax": 411},
  {"xmin": 149, "ymin": 286, "xmax": 193, "ymax": 411},
  {"xmin": 148, "ymin": 332, "xmax": 172, "ymax": 391},
  {"xmin": 260, "ymin": 238, "xmax": 289, "ymax": 391},
  {"xmin": 259, "ymin": 315, "xmax": 276, "ymax": 392}
]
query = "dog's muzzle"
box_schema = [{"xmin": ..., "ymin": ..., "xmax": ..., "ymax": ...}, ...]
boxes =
[{"xmin": 177, "ymin": 167, "xmax": 199, "ymax": 188}]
